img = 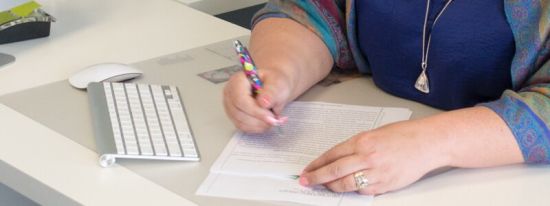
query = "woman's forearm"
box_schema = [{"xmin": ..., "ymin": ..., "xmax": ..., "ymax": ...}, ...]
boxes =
[
  {"xmin": 426, "ymin": 106, "xmax": 524, "ymax": 168},
  {"xmin": 250, "ymin": 18, "xmax": 333, "ymax": 101}
]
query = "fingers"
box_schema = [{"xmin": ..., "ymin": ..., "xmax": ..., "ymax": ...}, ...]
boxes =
[
  {"xmin": 324, "ymin": 170, "xmax": 383, "ymax": 194},
  {"xmin": 223, "ymin": 71, "xmax": 288, "ymax": 133},
  {"xmin": 255, "ymin": 71, "xmax": 292, "ymax": 115},
  {"xmin": 359, "ymin": 183, "xmax": 390, "ymax": 196},
  {"xmin": 300, "ymin": 154, "xmax": 370, "ymax": 186},
  {"xmin": 223, "ymin": 99, "xmax": 271, "ymax": 133},
  {"xmin": 299, "ymin": 133, "xmax": 393, "ymax": 196},
  {"xmin": 308, "ymin": 168, "xmax": 390, "ymax": 195},
  {"xmin": 302, "ymin": 138, "xmax": 356, "ymax": 173},
  {"xmin": 230, "ymin": 91, "xmax": 278, "ymax": 125}
]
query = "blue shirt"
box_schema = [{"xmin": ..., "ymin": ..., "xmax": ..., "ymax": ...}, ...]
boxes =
[{"xmin": 357, "ymin": 0, "xmax": 515, "ymax": 110}]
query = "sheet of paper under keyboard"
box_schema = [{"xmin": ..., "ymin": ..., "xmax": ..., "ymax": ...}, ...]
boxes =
[{"xmin": 197, "ymin": 101, "xmax": 411, "ymax": 206}]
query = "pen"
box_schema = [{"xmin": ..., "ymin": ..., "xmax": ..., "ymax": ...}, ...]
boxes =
[
  {"xmin": 233, "ymin": 40, "xmax": 283, "ymax": 129},
  {"xmin": 233, "ymin": 40, "xmax": 264, "ymax": 95}
]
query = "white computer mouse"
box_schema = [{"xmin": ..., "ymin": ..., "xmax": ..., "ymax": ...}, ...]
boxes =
[{"xmin": 68, "ymin": 63, "xmax": 143, "ymax": 89}]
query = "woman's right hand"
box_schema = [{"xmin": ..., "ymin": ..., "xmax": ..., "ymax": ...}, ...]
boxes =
[
  {"xmin": 223, "ymin": 18, "xmax": 334, "ymax": 133},
  {"xmin": 223, "ymin": 68, "xmax": 292, "ymax": 133}
]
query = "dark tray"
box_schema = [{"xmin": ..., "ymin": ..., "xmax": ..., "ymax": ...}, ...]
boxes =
[{"xmin": 0, "ymin": 11, "xmax": 54, "ymax": 44}]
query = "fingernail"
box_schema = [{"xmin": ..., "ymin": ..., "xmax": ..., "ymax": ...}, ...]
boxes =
[
  {"xmin": 260, "ymin": 96, "xmax": 270, "ymax": 108},
  {"xmin": 266, "ymin": 116, "xmax": 279, "ymax": 126},
  {"xmin": 299, "ymin": 176, "xmax": 309, "ymax": 186},
  {"xmin": 279, "ymin": 116, "xmax": 289, "ymax": 124}
]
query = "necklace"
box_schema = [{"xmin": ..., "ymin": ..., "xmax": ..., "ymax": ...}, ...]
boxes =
[{"xmin": 415, "ymin": 0, "xmax": 454, "ymax": 93}]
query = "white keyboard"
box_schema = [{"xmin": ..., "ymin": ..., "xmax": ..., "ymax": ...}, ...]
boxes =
[{"xmin": 88, "ymin": 82, "xmax": 200, "ymax": 167}]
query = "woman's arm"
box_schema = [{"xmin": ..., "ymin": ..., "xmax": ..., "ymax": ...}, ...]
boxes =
[
  {"xmin": 299, "ymin": 106, "xmax": 524, "ymax": 195},
  {"xmin": 481, "ymin": 3, "xmax": 550, "ymax": 163},
  {"xmin": 249, "ymin": 18, "xmax": 334, "ymax": 109},
  {"xmin": 223, "ymin": 18, "xmax": 332, "ymax": 133},
  {"xmin": 419, "ymin": 106, "xmax": 523, "ymax": 168},
  {"xmin": 224, "ymin": 0, "xmax": 351, "ymax": 133}
]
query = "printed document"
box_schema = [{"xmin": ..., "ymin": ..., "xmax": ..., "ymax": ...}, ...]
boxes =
[{"xmin": 197, "ymin": 101, "xmax": 412, "ymax": 206}]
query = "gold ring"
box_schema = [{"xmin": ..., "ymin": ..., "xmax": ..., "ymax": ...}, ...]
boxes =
[{"xmin": 354, "ymin": 171, "xmax": 368, "ymax": 190}]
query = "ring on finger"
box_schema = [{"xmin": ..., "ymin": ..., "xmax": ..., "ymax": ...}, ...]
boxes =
[{"xmin": 353, "ymin": 171, "xmax": 369, "ymax": 190}]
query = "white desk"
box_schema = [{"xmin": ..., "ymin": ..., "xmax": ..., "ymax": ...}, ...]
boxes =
[
  {"xmin": 1, "ymin": 1, "xmax": 550, "ymax": 206},
  {"xmin": 0, "ymin": 0, "xmax": 249, "ymax": 96},
  {"xmin": 0, "ymin": 0, "xmax": 247, "ymax": 205}
]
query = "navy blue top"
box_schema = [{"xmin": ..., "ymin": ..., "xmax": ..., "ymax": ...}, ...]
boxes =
[{"xmin": 357, "ymin": 0, "xmax": 515, "ymax": 110}]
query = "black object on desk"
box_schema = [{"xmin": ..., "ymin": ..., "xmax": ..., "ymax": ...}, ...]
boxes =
[
  {"xmin": 0, "ymin": 10, "xmax": 55, "ymax": 44},
  {"xmin": 215, "ymin": 3, "xmax": 265, "ymax": 29}
]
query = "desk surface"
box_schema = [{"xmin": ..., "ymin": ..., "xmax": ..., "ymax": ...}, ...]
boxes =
[
  {"xmin": 1, "ymin": 1, "xmax": 550, "ymax": 206},
  {"xmin": 0, "ymin": 0, "xmax": 249, "ymax": 96}
]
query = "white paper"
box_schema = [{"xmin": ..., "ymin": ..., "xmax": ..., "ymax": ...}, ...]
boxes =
[
  {"xmin": 198, "ymin": 102, "xmax": 412, "ymax": 206},
  {"xmin": 204, "ymin": 43, "xmax": 239, "ymax": 61},
  {"xmin": 212, "ymin": 102, "xmax": 411, "ymax": 177},
  {"xmin": 197, "ymin": 173, "xmax": 373, "ymax": 206}
]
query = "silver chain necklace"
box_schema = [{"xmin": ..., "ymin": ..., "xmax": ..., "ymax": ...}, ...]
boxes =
[{"xmin": 414, "ymin": 0, "xmax": 454, "ymax": 93}]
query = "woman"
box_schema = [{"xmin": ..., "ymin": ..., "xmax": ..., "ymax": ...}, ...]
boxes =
[{"xmin": 223, "ymin": 0, "xmax": 550, "ymax": 195}]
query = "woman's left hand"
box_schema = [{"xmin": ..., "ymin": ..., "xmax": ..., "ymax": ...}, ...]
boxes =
[{"xmin": 298, "ymin": 119, "xmax": 451, "ymax": 195}]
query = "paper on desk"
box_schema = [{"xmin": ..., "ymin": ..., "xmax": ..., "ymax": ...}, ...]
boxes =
[
  {"xmin": 204, "ymin": 43, "xmax": 239, "ymax": 61},
  {"xmin": 211, "ymin": 102, "xmax": 411, "ymax": 177},
  {"xmin": 197, "ymin": 101, "xmax": 412, "ymax": 206},
  {"xmin": 198, "ymin": 64, "xmax": 241, "ymax": 84},
  {"xmin": 198, "ymin": 173, "xmax": 373, "ymax": 206}
]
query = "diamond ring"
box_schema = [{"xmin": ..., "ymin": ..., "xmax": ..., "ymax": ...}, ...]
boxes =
[{"xmin": 354, "ymin": 171, "xmax": 368, "ymax": 190}]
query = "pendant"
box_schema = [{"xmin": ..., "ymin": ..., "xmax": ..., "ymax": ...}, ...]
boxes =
[{"xmin": 415, "ymin": 69, "xmax": 430, "ymax": 93}]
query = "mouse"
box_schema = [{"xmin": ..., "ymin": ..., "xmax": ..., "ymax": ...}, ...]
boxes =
[{"xmin": 68, "ymin": 63, "xmax": 143, "ymax": 89}]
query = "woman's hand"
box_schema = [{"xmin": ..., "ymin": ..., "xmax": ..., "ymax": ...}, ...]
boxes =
[
  {"xmin": 298, "ymin": 107, "xmax": 523, "ymax": 195},
  {"xmin": 223, "ymin": 69, "xmax": 292, "ymax": 133},
  {"xmin": 223, "ymin": 18, "xmax": 334, "ymax": 133},
  {"xmin": 299, "ymin": 119, "xmax": 450, "ymax": 195}
]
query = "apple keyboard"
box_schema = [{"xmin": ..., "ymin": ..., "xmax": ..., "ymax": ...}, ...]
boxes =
[{"xmin": 88, "ymin": 82, "xmax": 200, "ymax": 167}]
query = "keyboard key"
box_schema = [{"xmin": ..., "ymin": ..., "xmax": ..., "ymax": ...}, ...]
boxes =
[
  {"xmin": 154, "ymin": 143, "xmax": 168, "ymax": 156},
  {"xmin": 183, "ymin": 149, "xmax": 198, "ymax": 157}
]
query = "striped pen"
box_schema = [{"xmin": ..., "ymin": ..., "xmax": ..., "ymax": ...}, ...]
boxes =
[{"xmin": 233, "ymin": 40, "xmax": 284, "ymax": 130}]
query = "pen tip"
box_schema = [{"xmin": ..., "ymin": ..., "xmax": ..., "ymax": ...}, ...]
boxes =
[
  {"xmin": 233, "ymin": 40, "xmax": 242, "ymax": 47},
  {"xmin": 233, "ymin": 40, "xmax": 244, "ymax": 53}
]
